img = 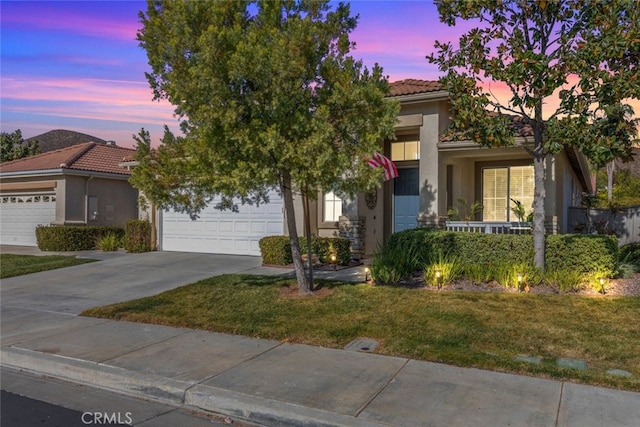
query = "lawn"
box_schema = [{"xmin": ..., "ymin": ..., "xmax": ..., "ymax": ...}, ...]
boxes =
[
  {"xmin": 81, "ymin": 274, "xmax": 640, "ymax": 392},
  {"xmin": 0, "ymin": 254, "xmax": 96, "ymax": 279}
]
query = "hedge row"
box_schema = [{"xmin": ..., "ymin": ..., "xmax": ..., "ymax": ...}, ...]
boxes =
[
  {"xmin": 36, "ymin": 225, "xmax": 125, "ymax": 251},
  {"xmin": 384, "ymin": 228, "xmax": 619, "ymax": 275},
  {"xmin": 259, "ymin": 236, "xmax": 351, "ymax": 266},
  {"xmin": 124, "ymin": 219, "xmax": 152, "ymax": 253}
]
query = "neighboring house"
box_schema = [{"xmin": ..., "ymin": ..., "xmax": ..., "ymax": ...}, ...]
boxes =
[
  {"xmin": 0, "ymin": 142, "xmax": 138, "ymax": 246},
  {"xmin": 148, "ymin": 79, "xmax": 592, "ymax": 257}
]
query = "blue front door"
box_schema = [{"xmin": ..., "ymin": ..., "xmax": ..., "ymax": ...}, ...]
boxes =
[{"xmin": 393, "ymin": 168, "xmax": 419, "ymax": 232}]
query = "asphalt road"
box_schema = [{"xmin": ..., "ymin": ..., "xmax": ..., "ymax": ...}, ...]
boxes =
[
  {"xmin": 1, "ymin": 368, "xmax": 261, "ymax": 427},
  {"xmin": 2, "ymin": 389, "xmax": 92, "ymax": 427}
]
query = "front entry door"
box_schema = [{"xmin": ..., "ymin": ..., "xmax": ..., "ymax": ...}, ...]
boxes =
[{"xmin": 393, "ymin": 168, "xmax": 420, "ymax": 232}]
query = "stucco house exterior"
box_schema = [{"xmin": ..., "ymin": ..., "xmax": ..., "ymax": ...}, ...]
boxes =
[
  {"xmin": 149, "ymin": 79, "xmax": 593, "ymax": 258},
  {"xmin": 314, "ymin": 79, "xmax": 592, "ymax": 257},
  {"xmin": 0, "ymin": 142, "xmax": 138, "ymax": 246}
]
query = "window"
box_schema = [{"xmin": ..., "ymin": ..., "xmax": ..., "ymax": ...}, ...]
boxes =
[
  {"xmin": 323, "ymin": 191, "xmax": 343, "ymax": 222},
  {"xmin": 391, "ymin": 140, "xmax": 420, "ymax": 161},
  {"xmin": 482, "ymin": 165, "xmax": 534, "ymax": 221}
]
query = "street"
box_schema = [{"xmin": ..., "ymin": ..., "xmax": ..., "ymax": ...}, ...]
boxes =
[{"xmin": 1, "ymin": 368, "xmax": 261, "ymax": 427}]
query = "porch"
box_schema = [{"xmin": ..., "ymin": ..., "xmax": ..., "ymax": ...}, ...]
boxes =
[{"xmin": 445, "ymin": 221, "xmax": 532, "ymax": 234}]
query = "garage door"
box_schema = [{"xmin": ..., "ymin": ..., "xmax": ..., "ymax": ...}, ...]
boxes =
[
  {"xmin": 161, "ymin": 192, "xmax": 284, "ymax": 256},
  {"xmin": 0, "ymin": 194, "xmax": 56, "ymax": 246}
]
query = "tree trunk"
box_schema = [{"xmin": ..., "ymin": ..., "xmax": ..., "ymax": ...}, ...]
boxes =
[
  {"xmin": 532, "ymin": 149, "xmax": 546, "ymax": 270},
  {"xmin": 302, "ymin": 188, "xmax": 314, "ymax": 292},
  {"xmin": 606, "ymin": 160, "xmax": 615, "ymax": 204},
  {"xmin": 532, "ymin": 99, "xmax": 546, "ymax": 271},
  {"xmin": 281, "ymin": 171, "xmax": 312, "ymax": 295}
]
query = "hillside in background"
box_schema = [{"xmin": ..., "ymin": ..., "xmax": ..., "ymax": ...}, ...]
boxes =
[{"xmin": 24, "ymin": 129, "xmax": 109, "ymax": 153}]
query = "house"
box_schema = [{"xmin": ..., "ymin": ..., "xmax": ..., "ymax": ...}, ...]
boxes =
[
  {"xmin": 150, "ymin": 79, "xmax": 592, "ymax": 257},
  {"xmin": 0, "ymin": 142, "xmax": 138, "ymax": 246}
]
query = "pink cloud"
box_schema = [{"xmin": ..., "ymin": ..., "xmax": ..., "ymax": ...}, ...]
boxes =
[{"xmin": 3, "ymin": 3, "xmax": 141, "ymax": 42}]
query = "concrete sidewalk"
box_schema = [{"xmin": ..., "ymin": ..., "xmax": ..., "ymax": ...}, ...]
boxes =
[{"xmin": 2, "ymin": 248, "xmax": 639, "ymax": 426}]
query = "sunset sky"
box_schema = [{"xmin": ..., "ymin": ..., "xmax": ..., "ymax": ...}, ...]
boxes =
[{"xmin": 1, "ymin": 1, "xmax": 637, "ymax": 148}]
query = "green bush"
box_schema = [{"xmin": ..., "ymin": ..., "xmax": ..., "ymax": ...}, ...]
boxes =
[
  {"xmin": 424, "ymin": 250, "xmax": 463, "ymax": 287},
  {"xmin": 36, "ymin": 225, "xmax": 125, "ymax": 251},
  {"xmin": 382, "ymin": 229, "xmax": 618, "ymax": 278},
  {"xmin": 620, "ymin": 242, "xmax": 640, "ymax": 266},
  {"xmin": 370, "ymin": 244, "xmax": 421, "ymax": 285},
  {"xmin": 546, "ymin": 234, "xmax": 618, "ymax": 277},
  {"xmin": 259, "ymin": 235, "xmax": 351, "ymax": 266},
  {"xmin": 124, "ymin": 219, "xmax": 152, "ymax": 253},
  {"xmin": 545, "ymin": 269, "xmax": 585, "ymax": 293},
  {"xmin": 385, "ymin": 229, "xmax": 533, "ymax": 267},
  {"xmin": 96, "ymin": 233, "xmax": 122, "ymax": 252}
]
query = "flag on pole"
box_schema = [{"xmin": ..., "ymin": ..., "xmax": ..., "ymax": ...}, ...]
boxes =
[{"xmin": 367, "ymin": 152, "xmax": 398, "ymax": 181}]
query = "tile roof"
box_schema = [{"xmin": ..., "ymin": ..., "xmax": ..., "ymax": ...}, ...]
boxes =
[
  {"xmin": 389, "ymin": 79, "xmax": 444, "ymax": 97},
  {"xmin": 439, "ymin": 112, "xmax": 535, "ymax": 142},
  {"xmin": 0, "ymin": 142, "xmax": 134, "ymax": 176}
]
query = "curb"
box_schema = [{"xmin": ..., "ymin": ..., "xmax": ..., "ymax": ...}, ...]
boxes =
[
  {"xmin": 1, "ymin": 347, "xmax": 190, "ymax": 404},
  {"xmin": 1, "ymin": 347, "xmax": 387, "ymax": 427}
]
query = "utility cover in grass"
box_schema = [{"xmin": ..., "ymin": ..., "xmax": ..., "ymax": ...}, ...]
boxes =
[
  {"xmin": 556, "ymin": 358, "xmax": 587, "ymax": 371},
  {"xmin": 345, "ymin": 338, "xmax": 379, "ymax": 353},
  {"xmin": 514, "ymin": 355, "xmax": 542, "ymax": 365},
  {"xmin": 606, "ymin": 369, "xmax": 633, "ymax": 378}
]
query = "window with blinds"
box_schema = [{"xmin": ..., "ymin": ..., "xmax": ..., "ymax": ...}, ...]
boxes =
[
  {"xmin": 391, "ymin": 141, "xmax": 420, "ymax": 161},
  {"xmin": 482, "ymin": 165, "xmax": 534, "ymax": 221}
]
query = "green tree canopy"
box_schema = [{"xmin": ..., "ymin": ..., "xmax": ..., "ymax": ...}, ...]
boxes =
[
  {"xmin": 133, "ymin": 0, "xmax": 399, "ymax": 293},
  {"xmin": 428, "ymin": 0, "xmax": 640, "ymax": 269},
  {"xmin": 1, "ymin": 129, "xmax": 39, "ymax": 162}
]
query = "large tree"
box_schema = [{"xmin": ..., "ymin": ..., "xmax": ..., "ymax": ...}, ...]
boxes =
[
  {"xmin": 1, "ymin": 129, "xmax": 39, "ymax": 162},
  {"xmin": 428, "ymin": 0, "xmax": 640, "ymax": 270},
  {"xmin": 134, "ymin": 0, "xmax": 399, "ymax": 293}
]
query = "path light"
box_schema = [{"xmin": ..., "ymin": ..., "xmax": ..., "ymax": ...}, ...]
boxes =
[
  {"xmin": 517, "ymin": 273, "xmax": 524, "ymax": 292},
  {"xmin": 599, "ymin": 277, "xmax": 606, "ymax": 295},
  {"xmin": 331, "ymin": 254, "xmax": 337, "ymax": 270},
  {"xmin": 364, "ymin": 267, "xmax": 371, "ymax": 283},
  {"xmin": 435, "ymin": 269, "xmax": 442, "ymax": 289}
]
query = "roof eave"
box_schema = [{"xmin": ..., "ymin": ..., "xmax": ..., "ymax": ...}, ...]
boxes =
[
  {"xmin": 0, "ymin": 168, "xmax": 131, "ymax": 180},
  {"xmin": 391, "ymin": 90, "xmax": 450, "ymax": 104},
  {"xmin": 437, "ymin": 136, "xmax": 534, "ymax": 150}
]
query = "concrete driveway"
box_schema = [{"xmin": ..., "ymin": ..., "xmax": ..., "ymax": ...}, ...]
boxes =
[{"xmin": 1, "ymin": 249, "xmax": 277, "ymax": 315}]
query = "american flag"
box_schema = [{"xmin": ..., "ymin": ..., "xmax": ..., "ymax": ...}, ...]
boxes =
[{"xmin": 367, "ymin": 152, "xmax": 398, "ymax": 181}]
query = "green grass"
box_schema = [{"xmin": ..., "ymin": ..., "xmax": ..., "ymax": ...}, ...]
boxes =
[
  {"xmin": 81, "ymin": 274, "xmax": 640, "ymax": 392},
  {"xmin": 0, "ymin": 254, "xmax": 96, "ymax": 278}
]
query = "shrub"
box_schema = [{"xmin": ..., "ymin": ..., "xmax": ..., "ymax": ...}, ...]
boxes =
[
  {"xmin": 259, "ymin": 236, "xmax": 292, "ymax": 265},
  {"xmin": 620, "ymin": 242, "xmax": 640, "ymax": 266},
  {"xmin": 424, "ymin": 250, "xmax": 463, "ymax": 287},
  {"xmin": 492, "ymin": 262, "xmax": 542, "ymax": 289},
  {"xmin": 370, "ymin": 244, "xmax": 421, "ymax": 285},
  {"xmin": 259, "ymin": 236, "xmax": 351, "ymax": 266},
  {"xmin": 96, "ymin": 233, "xmax": 121, "ymax": 252},
  {"xmin": 36, "ymin": 225, "xmax": 125, "ymax": 251},
  {"xmin": 545, "ymin": 269, "xmax": 585, "ymax": 293},
  {"xmin": 546, "ymin": 234, "xmax": 618, "ymax": 278},
  {"xmin": 383, "ymin": 229, "xmax": 618, "ymax": 278},
  {"xmin": 463, "ymin": 264, "xmax": 492, "ymax": 284},
  {"xmin": 124, "ymin": 219, "xmax": 152, "ymax": 253}
]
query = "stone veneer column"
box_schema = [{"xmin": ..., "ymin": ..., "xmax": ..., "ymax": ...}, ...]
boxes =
[{"xmin": 339, "ymin": 215, "xmax": 366, "ymax": 261}]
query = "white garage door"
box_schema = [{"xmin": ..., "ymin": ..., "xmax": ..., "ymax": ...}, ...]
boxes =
[
  {"xmin": 0, "ymin": 194, "xmax": 56, "ymax": 246},
  {"xmin": 161, "ymin": 192, "xmax": 284, "ymax": 256}
]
